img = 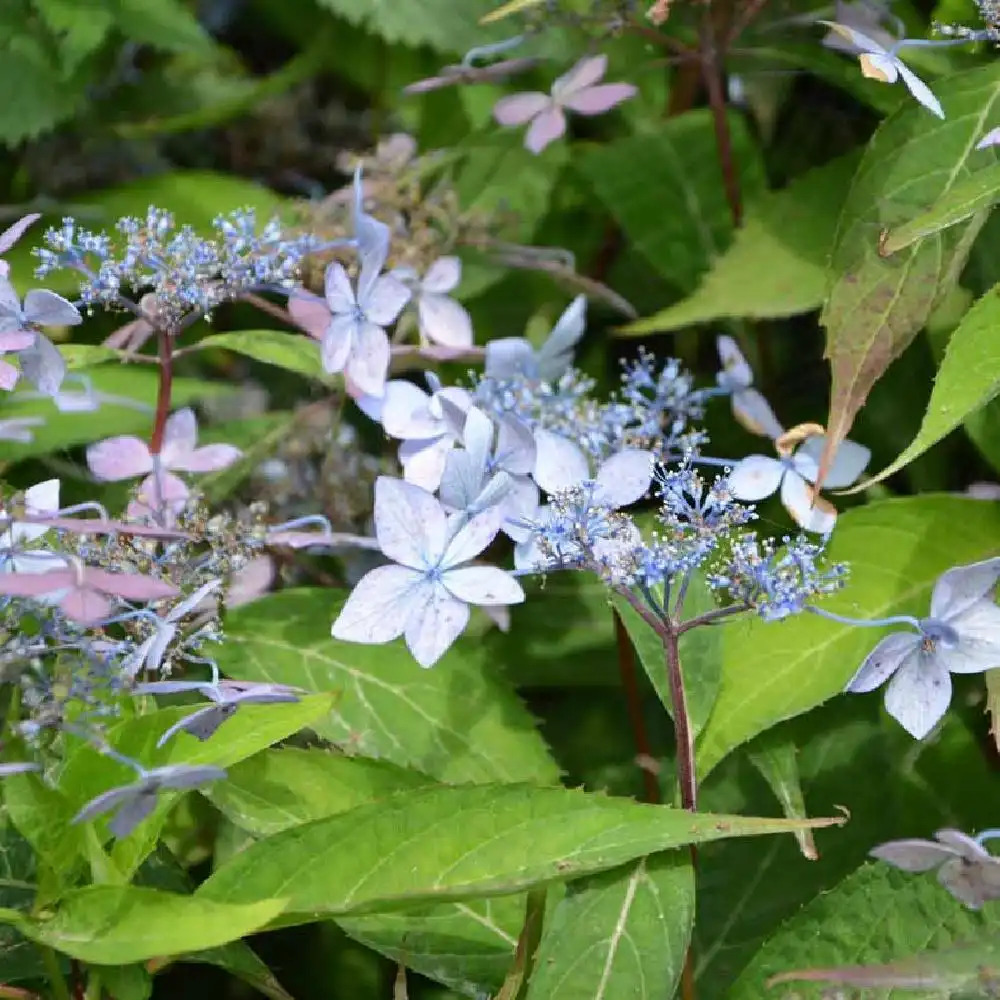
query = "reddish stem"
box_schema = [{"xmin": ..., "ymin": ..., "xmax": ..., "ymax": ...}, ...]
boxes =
[
  {"xmin": 614, "ymin": 611, "xmax": 661, "ymax": 804},
  {"xmin": 149, "ymin": 328, "xmax": 173, "ymax": 455}
]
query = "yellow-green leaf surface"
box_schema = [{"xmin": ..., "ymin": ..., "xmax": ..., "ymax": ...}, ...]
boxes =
[
  {"xmin": 850, "ymin": 282, "xmax": 1000, "ymax": 489},
  {"xmin": 621, "ymin": 152, "xmax": 858, "ymax": 334},
  {"xmin": 524, "ymin": 855, "xmax": 694, "ymax": 1000},
  {"xmin": 819, "ymin": 62, "xmax": 1000, "ymax": 487},
  {"xmin": 696, "ymin": 495, "xmax": 1000, "ymax": 779},
  {"xmin": 213, "ymin": 589, "xmax": 561, "ymax": 785},
  {"xmin": 199, "ymin": 783, "xmax": 839, "ymax": 917},
  {"xmin": 193, "ymin": 330, "xmax": 328, "ymax": 381},
  {"xmin": 880, "ymin": 160, "xmax": 1000, "ymax": 254},
  {"xmin": 7, "ymin": 886, "xmax": 284, "ymax": 964}
]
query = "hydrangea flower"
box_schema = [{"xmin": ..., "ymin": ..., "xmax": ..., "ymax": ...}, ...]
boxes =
[
  {"xmin": 87, "ymin": 407, "xmax": 241, "ymax": 521},
  {"xmin": 135, "ymin": 677, "xmax": 301, "ymax": 745},
  {"xmin": 493, "ymin": 55, "xmax": 637, "ymax": 154},
  {"xmin": 485, "ymin": 295, "xmax": 586, "ymax": 382},
  {"xmin": 72, "ymin": 763, "xmax": 227, "ymax": 839},
  {"xmin": 124, "ymin": 580, "xmax": 222, "ymax": 677},
  {"xmin": 729, "ymin": 426, "xmax": 870, "ymax": 534},
  {"xmin": 391, "ymin": 257, "xmax": 473, "ymax": 348},
  {"xmin": 332, "ymin": 477, "xmax": 524, "ymax": 667},
  {"xmin": 0, "ymin": 416, "xmax": 44, "ymax": 443},
  {"xmin": 440, "ymin": 406, "xmax": 538, "ymax": 540},
  {"xmin": 977, "ymin": 126, "xmax": 1000, "ymax": 150},
  {"xmin": 0, "ymin": 273, "xmax": 81, "ymax": 395},
  {"xmin": 846, "ymin": 557, "xmax": 1000, "ymax": 739},
  {"xmin": 0, "ymin": 559, "xmax": 179, "ymax": 624},
  {"xmin": 293, "ymin": 170, "xmax": 409, "ymax": 395},
  {"xmin": 715, "ymin": 335, "xmax": 784, "ymax": 440},
  {"xmin": 0, "ymin": 213, "xmax": 40, "ymax": 277},
  {"xmin": 870, "ymin": 829, "xmax": 1000, "ymax": 909},
  {"xmin": 0, "ymin": 478, "xmax": 61, "ymax": 574},
  {"xmin": 377, "ymin": 376, "xmax": 472, "ymax": 491},
  {"xmin": 821, "ymin": 21, "xmax": 944, "ymax": 118}
]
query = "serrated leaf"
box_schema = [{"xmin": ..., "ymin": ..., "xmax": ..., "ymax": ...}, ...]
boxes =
[
  {"xmin": 193, "ymin": 330, "xmax": 328, "ymax": 380},
  {"xmin": 849, "ymin": 283, "xmax": 1000, "ymax": 489},
  {"xmin": 818, "ymin": 62, "xmax": 1000, "ymax": 489},
  {"xmin": 620, "ymin": 152, "xmax": 859, "ymax": 334},
  {"xmin": 524, "ymin": 854, "xmax": 694, "ymax": 1000},
  {"xmin": 6, "ymin": 886, "xmax": 284, "ymax": 964},
  {"xmin": 728, "ymin": 863, "xmax": 1000, "ymax": 999},
  {"xmin": 206, "ymin": 749, "xmax": 435, "ymax": 837},
  {"xmin": 112, "ymin": 0, "xmax": 211, "ymax": 52},
  {"xmin": 0, "ymin": 34, "xmax": 86, "ymax": 145},
  {"xmin": 746, "ymin": 732, "xmax": 815, "ymax": 861},
  {"xmin": 199, "ymin": 783, "xmax": 839, "ymax": 917},
  {"xmin": 696, "ymin": 495, "xmax": 1000, "ymax": 780},
  {"xmin": 314, "ymin": 0, "xmax": 512, "ymax": 54},
  {"xmin": 881, "ymin": 162, "xmax": 1000, "ymax": 255},
  {"xmin": 578, "ymin": 110, "xmax": 765, "ymax": 293},
  {"xmin": 213, "ymin": 589, "xmax": 561, "ymax": 785},
  {"xmin": 33, "ymin": 0, "xmax": 114, "ymax": 69}
]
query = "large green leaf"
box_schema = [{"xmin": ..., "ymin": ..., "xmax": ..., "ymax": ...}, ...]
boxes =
[
  {"xmin": 746, "ymin": 732, "xmax": 815, "ymax": 861},
  {"xmin": 695, "ymin": 495, "xmax": 1000, "ymax": 779},
  {"xmin": 213, "ymin": 589, "xmax": 561, "ymax": 784},
  {"xmin": 578, "ymin": 111, "xmax": 765, "ymax": 293},
  {"xmin": 728, "ymin": 863, "xmax": 1000, "ymax": 999},
  {"xmin": 112, "ymin": 0, "xmax": 211, "ymax": 52},
  {"xmin": 0, "ymin": 367, "xmax": 236, "ymax": 464},
  {"xmin": 199, "ymin": 783, "xmax": 838, "ymax": 917},
  {"xmin": 524, "ymin": 854, "xmax": 694, "ymax": 1000},
  {"xmin": 621, "ymin": 152, "xmax": 859, "ymax": 334},
  {"xmin": 0, "ymin": 823, "xmax": 47, "ymax": 982},
  {"xmin": 206, "ymin": 749, "xmax": 435, "ymax": 837},
  {"xmin": 2, "ymin": 886, "xmax": 284, "ymax": 964},
  {"xmin": 819, "ymin": 62, "xmax": 1000, "ymax": 487},
  {"xmin": 851, "ymin": 282, "xmax": 1000, "ymax": 489}
]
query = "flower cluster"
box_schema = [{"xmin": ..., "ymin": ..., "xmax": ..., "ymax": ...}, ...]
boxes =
[{"xmin": 33, "ymin": 207, "xmax": 324, "ymax": 331}]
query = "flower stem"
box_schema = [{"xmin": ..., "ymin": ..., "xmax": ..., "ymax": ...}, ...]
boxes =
[
  {"xmin": 149, "ymin": 327, "xmax": 173, "ymax": 455},
  {"xmin": 37, "ymin": 945, "xmax": 70, "ymax": 1000},
  {"xmin": 665, "ymin": 629, "xmax": 697, "ymax": 812}
]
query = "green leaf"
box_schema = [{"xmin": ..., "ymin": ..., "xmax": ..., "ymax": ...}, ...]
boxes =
[
  {"xmin": 488, "ymin": 575, "xmax": 619, "ymax": 688},
  {"xmin": 746, "ymin": 732, "xmax": 815, "ymax": 861},
  {"xmin": 94, "ymin": 965, "xmax": 152, "ymax": 1000},
  {"xmin": 819, "ymin": 62, "xmax": 1000, "ymax": 487},
  {"xmin": 58, "ymin": 344, "xmax": 126, "ymax": 369},
  {"xmin": 192, "ymin": 330, "xmax": 328, "ymax": 381},
  {"xmin": 206, "ymin": 749, "xmax": 435, "ymax": 837},
  {"xmin": 695, "ymin": 495, "xmax": 1000, "ymax": 780},
  {"xmin": 13, "ymin": 885, "xmax": 284, "ymax": 964},
  {"xmin": 612, "ymin": 576, "xmax": 721, "ymax": 739},
  {"xmin": 578, "ymin": 111, "xmax": 765, "ymax": 293},
  {"xmin": 58, "ymin": 695, "xmax": 335, "ymax": 876},
  {"xmin": 111, "ymin": 0, "xmax": 211, "ymax": 51},
  {"xmin": 881, "ymin": 162, "xmax": 1000, "ymax": 255},
  {"xmin": 0, "ymin": 823, "xmax": 48, "ymax": 982},
  {"xmin": 850, "ymin": 282, "xmax": 1000, "ymax": 489},
  {"xmin": 524, "ymin": 854, "xmax": 694, "ymax": 1000},
  {"xmin": 339, "ymin": 896, "xmax": 527, "ymax": 997},
  {"xmin": 314, "ymin": 0, "xmax": 515, "ymax": 54},
  {"xmin": 727, "ymin": 863, "xmax": 1000, "ymax": 999},
  {"xmin": 620, "ymin": 152, "xmax": 860, "ymax": 334},
  {"xmin": 5, "ymin": 171, "xmax": 285, "ymax": 291},
  {"xmin": 3, "ymin": 772, "xmax": 85, "ymax": 881},
  {"xmin": 213, "ymin": 589, "xmax": 561, "ymax": 784},
  {"xmin": 0, "ymin": 33, "xmax": 85, "ymax": 145},
  {"xmin": 199, "ymin": 783, "xmax": 838, "ymax": 917},
  {"xmin": 32, "ymin": 0, "xmax": 114, "ymax": 69},
  {"xmin": 0, "ymin": 367, "xmax": 236, "ymax": 464}
]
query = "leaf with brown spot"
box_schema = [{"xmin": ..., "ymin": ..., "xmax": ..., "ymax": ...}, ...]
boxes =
[{"xmin": 815, "ymin": 62, "xmax": 1000, "ymax": 489}]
